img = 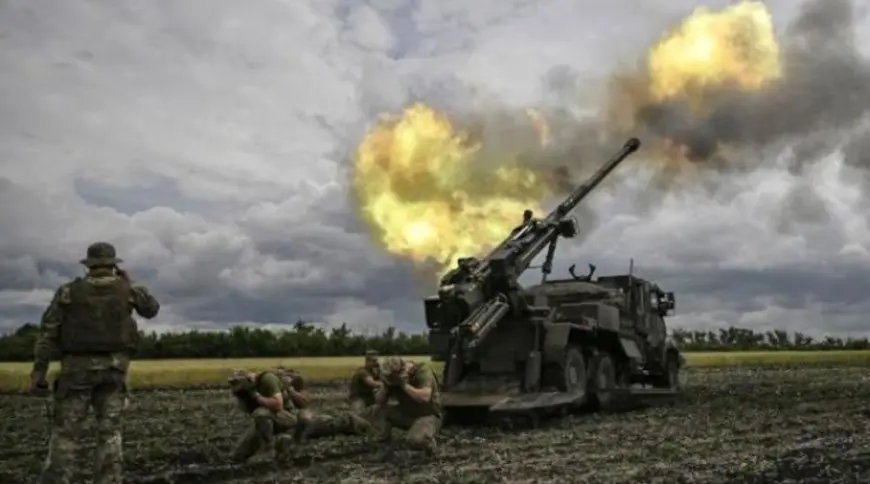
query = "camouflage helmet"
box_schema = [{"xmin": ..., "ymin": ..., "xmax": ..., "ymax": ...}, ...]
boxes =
[
  {"xmin": 227, "ymin": 368, "xmax": 252, "ymax": 393},
  {"xmin": 275, "ymin": 366, "xmax": 295, "ymax": 377},
  {"xmin": 229, "ymin": 368, "xmax": 250, "ymax": 379},
  {"xmin": 275, "ymin": 367, "xmax": 304, "ymax": 391},
  {"xmin": 80, "ymin": 242, "xmax": 123, "ymax": 267},
  {"xmin": 364, "ymin": 350, "xmax": 379, "ymax": 363},
  {"xmin": 381, "ymin": 357, "xmax": 405, "ymax": 375},
  {"xmin": 227, "ymin": 368, "xmax": 250, "ymax": 382}
]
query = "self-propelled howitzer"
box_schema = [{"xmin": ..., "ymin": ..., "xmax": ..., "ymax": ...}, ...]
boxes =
[
  {"xmin": 423, "ymin": 137, "xmax": 685, "ymax": 424},
  {"xmin": 432, "ymin": 138, "xmax": 640, "ymax": 350}
]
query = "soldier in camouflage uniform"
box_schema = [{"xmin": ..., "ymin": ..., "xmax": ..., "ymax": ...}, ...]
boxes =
[
  {"xmin": 229, "ymin": 367, "xmax": 370, "ymax": 463},
  {"xmin": 374, "ymin": 357, "xmax": 442, "ymax": 459},
  {"xmin": 347, "ymin": 350, "xmax": 384, "ymax": 421},
  {"xmin": 29, "ymin": 242, "xmax": 160, "ymax": 484},
  {"xmin": 229, "ymin": 367, "xmax": 312, "ymax": 463}
]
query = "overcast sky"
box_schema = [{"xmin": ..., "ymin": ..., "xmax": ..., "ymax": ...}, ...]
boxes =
[{"xmin": 2, "ymin": 0, "xmax": 870, "ymax": 337}]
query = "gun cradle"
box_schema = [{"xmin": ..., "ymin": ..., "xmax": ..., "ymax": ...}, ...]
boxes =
[{"xmin": 462, "ymin": 295, "xmax": 510, "ymax": 351}]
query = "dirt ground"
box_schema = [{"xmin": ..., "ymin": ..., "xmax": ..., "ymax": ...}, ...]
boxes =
[{"xmin": 2, "ymin": 365, "xmax": 869, "ymax": 483}]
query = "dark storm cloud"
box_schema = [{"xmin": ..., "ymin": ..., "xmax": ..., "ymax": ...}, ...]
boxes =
[
  {"xmin": 647, "ymin": 265, "xmax": 869, "ymax": 311},
  {"xmin": 0, "ymin": 257, "xmax": 77, "ymax": 291},
  {"xmin": 73, "ymin": 176, "xmax": 231, "ymax": 217},
  {"xmin": 774, "ymin": 182, "xmax": 831, "ymax": 233},
  {"xmin": 180, "ymin": 259, "xmax": 428, "ymax": 326},
  {"xmin": 843, "ymin": 128, "xmax": 870, "ymax": 175}
]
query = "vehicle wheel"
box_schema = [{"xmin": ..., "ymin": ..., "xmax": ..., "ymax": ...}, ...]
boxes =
[
  {"xmin": 588, "ymin": 352, "xmax": 617, "ymax": 411},
  {"xmin": 664, "ymin": 356, "xmax": 681, "ymax": 391},
  {"xmin": 558, "ymin": 345, "xmax": 587, "ymax": 393}
]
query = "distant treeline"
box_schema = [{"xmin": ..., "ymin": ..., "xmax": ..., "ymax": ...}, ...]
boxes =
[
  {"xmin": 0, "ymin": 321, "xmax": 867, "ymax": 362},
  {"xmin": 670, "ymin": 327, "xmax": 870, "ymax": 351}
]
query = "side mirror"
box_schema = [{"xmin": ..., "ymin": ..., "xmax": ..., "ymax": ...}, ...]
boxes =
[
  {"xmin": 423, "ymin": 296, "xmax": 441, "ymax": 330},
  {"xmin": 659, "ymin": 292, "xmax": 675, "ymax": 314}
]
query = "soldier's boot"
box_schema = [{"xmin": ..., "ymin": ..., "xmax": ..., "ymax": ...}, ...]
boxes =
[
  {"xmin": 292, "ymin": 418, "xmax": 311, "ymax": 444},
  {"xmin": 349, "ymin": 413, "xmax": 374, "ymax": 436},
  {"xmin": 231, "ymin": 420, "xmax": 273, "ymax": 464},
  {"xmin": 231, "ymin": 445, "xmax": 257, "ymax": 463},
  {"xmin": 332, "ymin": 413, "xmax": 371, "ymax": 436},
  {"xmin": 230, "ymin": 428, "xmax": 259, "ymax": 463},
  {"xmin": 256, "ymin": 414, "xmax": 277, "ymax": 452},
  {"xmin": 408, "ymin": 436, "xmax": 437, "ymax": 459},
  {"xmin": 423, "ymin": 442, "xmax": 437, "ymax": 459},
  {"xmin": 376, "ymin": 428, "xmax": 395, "ymax": 462},
  {"xmin": 274, "ymin": 434, "xmax": 295, "ymax": 463},
  {"xmin": 416, "ymin": 438, "xmax": 436, "ymax": 459}
]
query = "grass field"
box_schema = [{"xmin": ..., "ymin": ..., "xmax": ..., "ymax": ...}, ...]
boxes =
[
  {"xmin": 0, "ymin": 350, "xmax": 868, "ymax": 392},
  {"xmin": 1, "ymin": 364, "xmax": 869, "ymax": 483}
]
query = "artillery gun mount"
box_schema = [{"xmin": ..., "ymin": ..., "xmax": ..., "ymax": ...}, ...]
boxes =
[{"xmin": 422, "ymin": 138, "xmax": 685, "ymax": 425}]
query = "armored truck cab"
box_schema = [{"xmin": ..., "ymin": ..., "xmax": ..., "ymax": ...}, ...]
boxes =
[{"xmin": 522, "ymin": 272, "xmax": 682, "ymax": 394}]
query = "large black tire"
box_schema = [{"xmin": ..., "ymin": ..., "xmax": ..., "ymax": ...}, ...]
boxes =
[
  {"xmin": 665, "ymin": 356, "xmax": 682, "ymax": 391},
  {"xmin": 588, "ymin": 352, "xmax": 617, "ymax": 411},
  {"xmin": 651, "ymin": 353, "xmax": 682, "ymax": 391},
  {"xmin": 543, "ymin": 345, "xmax": 587, "ymax": 394}
]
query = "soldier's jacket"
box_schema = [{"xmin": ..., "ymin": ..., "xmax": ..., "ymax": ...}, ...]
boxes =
[
  {"xmin": 348, "ymin": 366, "xmax": 381, "ymax": 406},
  {"xmin": 237, "ymin": 370, "xmax": 307, "ymax": 414},
  {"xmin": 388, "ymin": 362, "xmax": 441, "ymax": 418},
  {"xmin": 32, "ymin": 267, "xmax": 160, "ymax": 375}
]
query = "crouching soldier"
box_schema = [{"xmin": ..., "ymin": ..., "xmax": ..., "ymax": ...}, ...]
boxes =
[
  {"xmin": 228, "ymin": 367, "xmax": 311, "ymax": 462},
  {"xmin": 348, "ymin": 350, "xmax": 384, "ymax": 421},
  {"xmin": 374, "ymin": 358, "xmax": 442, "ymax": 459}
]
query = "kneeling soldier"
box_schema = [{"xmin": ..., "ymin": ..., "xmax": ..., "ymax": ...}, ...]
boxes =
[
  {"xmin": 348, "ymin": 350, "xmax": 384, "ymax": 421},
  {"xmin": 228, "ymin": 367, "xmax": 310, "ymax": 462},
  {"xmin": 375, "ymin": 358, "xmax": 442, "ymax": 459}
]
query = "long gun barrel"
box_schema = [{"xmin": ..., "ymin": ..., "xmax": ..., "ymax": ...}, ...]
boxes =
[
  {"xmin": 487, "ymin": 137, "xmax": 640, "ymax": 277},
  {"xmin": 552, "ymin": 138, "xmax": 641, "ymax": 218},
  {"xmin": 441, "ymin": 138, "xmax": 640, "ymax": 285}
]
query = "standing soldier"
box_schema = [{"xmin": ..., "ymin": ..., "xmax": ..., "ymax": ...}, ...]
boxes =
[
  {"xmin": 228, "ymin": 367, "xmax": 312, "ymax": 463},
  {"xmin": 374, "ymin": 357, "xmax": 442, "ymax": 459},
  {"xmin": 29, "ymin": 242, "xmax": 160, "ymax": 484},
  {"xmin": 347, "ymin": 350, "xmax": 384, "ymax": 420}
]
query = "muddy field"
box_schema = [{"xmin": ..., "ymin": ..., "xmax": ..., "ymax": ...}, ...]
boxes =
[{"xmin": 2, "ymin": 365, "xmax": 869, "ymax": 483}]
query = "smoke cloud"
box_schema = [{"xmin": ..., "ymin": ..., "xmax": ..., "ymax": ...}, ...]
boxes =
[
  {"xmin": 455, "ymin": 0, "xmax": 870, "ymax": 229},
  {"xmin": 634, "ymin": 0, "xmax": 870, "ymax": 169},
  {"xmin": 350, "ymin": 0, "xmax": 870, "ymax": 279}
]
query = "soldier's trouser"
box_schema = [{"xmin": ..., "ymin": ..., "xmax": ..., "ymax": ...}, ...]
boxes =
[
  {"xmin": 378, "ymin": 407, "xmax": 441, "ymax": 452},
  {"xmin": 38, "ymin": 369, "xmax": 126, "ymax": 484},
  {"xmin": 347, "ymin": 399, "xmax": 384, "ymax": 433},
  {"xmin": 231, "ymin": 407, "xmax": 311, "ymax": 462},
  {"xmin": 311, "ymin": 408, "xmax": 377, "ymax": 438},
  {"xmin": 349, "ymin": 399, "xmax": 377, "ymax": 419},
  {"xmin": 348, "ymin": 399, "xmax": 367, "ymax": 414}
]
